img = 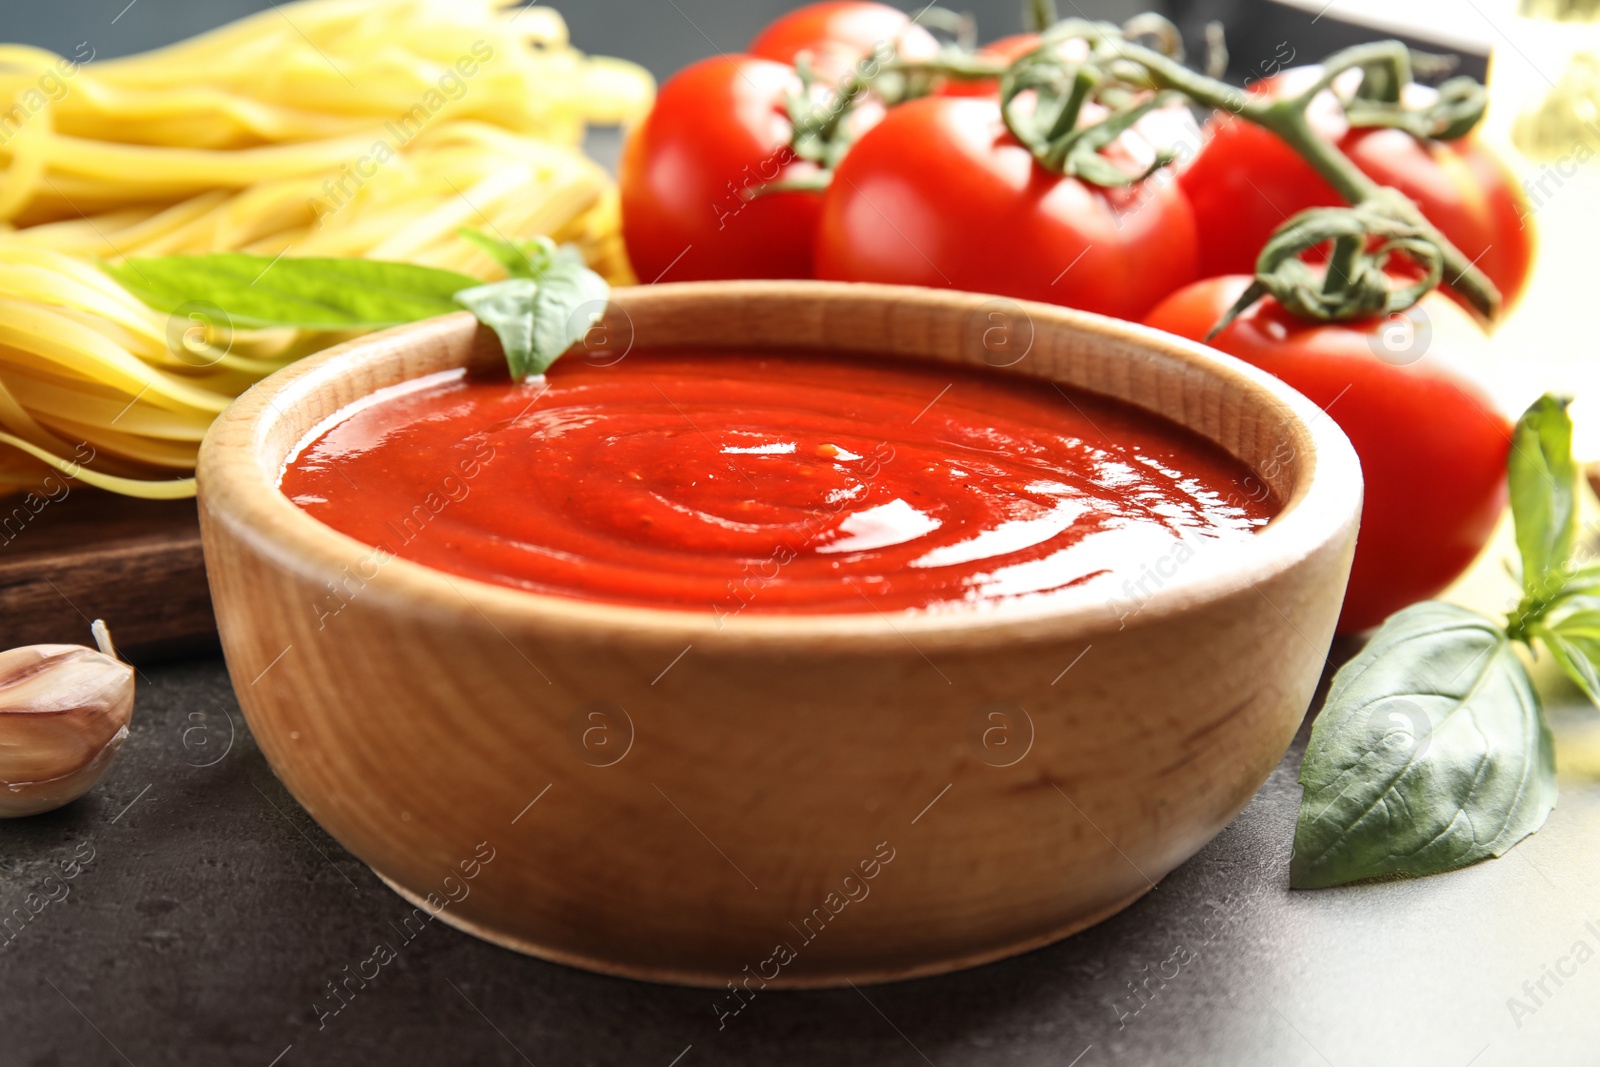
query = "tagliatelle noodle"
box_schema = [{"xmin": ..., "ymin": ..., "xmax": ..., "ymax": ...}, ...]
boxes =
[{"xmin": 0, "ymin": 0, "xmax": 651, "ymax": 499}]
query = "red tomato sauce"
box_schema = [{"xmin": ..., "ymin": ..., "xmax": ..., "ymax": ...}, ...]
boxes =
[{"xmin": 281, "ymin": 351, "xmax": 1277, "ymax": 615}]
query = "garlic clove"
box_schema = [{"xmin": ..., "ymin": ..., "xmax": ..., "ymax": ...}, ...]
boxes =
[{"xmin": 0, "ymin": 622, "xmax": 135, "ymax": 818}]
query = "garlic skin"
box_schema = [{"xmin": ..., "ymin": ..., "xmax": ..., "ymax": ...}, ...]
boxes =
[{"xmin": 0, "ymin": 622, "xmax": 135, "ymax": 818}]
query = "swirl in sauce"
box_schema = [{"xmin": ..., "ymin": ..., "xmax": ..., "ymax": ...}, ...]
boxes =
[{"xmin": 281, "ymin": 350, "xmax": 1277, "ymax": 615}]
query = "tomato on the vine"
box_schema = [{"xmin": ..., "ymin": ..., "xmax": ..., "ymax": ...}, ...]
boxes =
[
  {"xmin": 1179, "ymin": 73, "xmax": 1535, "ymax": 311},
  {"xmin": 749, "ymin": 1, "xmax": 939, "ymax": 80},
  {"xmin": 815, "ymin": 95, "xmax": 1199, "ymax": 320},
  {"xmin": 1145, "ymin": 276, "xmax": 1510, "ymax": 633},
  {"xmin": 620, "ymin": 56, "xmax": 826, "ymax": 283}
]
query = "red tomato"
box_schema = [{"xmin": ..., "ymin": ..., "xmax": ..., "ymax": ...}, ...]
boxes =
[
  {"xmin": 1179, "ymin": 74, "xmax": 1535, "ymax": 311},
  {"xmin": 815, "ymin": 95, "xmax": 1199, "ymax": 320},
  {"xmin": 938, "ymin": 34, "xmax": 1040, "ymax": 98},
  {"xmin": 749, "ymin": 1, "xmax": 940, "ymax": 80},
  {"xmin": 1145, "ymin": 276, "xmax": 1510, "ymax": 633},
  {"xmin": 620, "ymin": 56, "xmax": 825, "ymax": 283}
]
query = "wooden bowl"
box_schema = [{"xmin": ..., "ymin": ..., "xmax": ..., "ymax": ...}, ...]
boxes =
[{"xmin": 197, "ymin": 282, "xmax": 1361, "ymax": 988}]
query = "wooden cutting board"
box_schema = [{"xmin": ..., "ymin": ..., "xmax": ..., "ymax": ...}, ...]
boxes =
[{"xmin": 0, "ymin": 492, "xmax": 215, "ymax": 663}]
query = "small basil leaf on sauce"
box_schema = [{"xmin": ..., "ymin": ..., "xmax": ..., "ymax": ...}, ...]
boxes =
[
  {"xmin": 454, "ymin": 258, "xmax": 608, "ymax": 380},
  {"xmin": 1291, "ymin": 601, "xmax": 1557, "ymax": 889},
  {"xmin": 104, "ymin": 255, "xmax": 479, "ymax": 330},
  {"xmin": 1510, "ymin": 394, "xmax": 1578, "ymax": 598},
  {"xmin": 457, "ymin": 228, "xmax": 559, "ymax": 280}
]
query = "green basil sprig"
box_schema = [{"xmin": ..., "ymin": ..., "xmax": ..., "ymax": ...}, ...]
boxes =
[
  {"xmin": 104, "ymin": 255, "xmax": 478, "ymax": 330},
  {"xmin": 1292, "ymin": 395, "xmax": 1586, "ymax": 889},
  {"xmin": 451, "ymin": 235, "xmax": 609, "ymax": 379},
  {"xmin": 1510, "ymin": 394, "xmax": 1580, "ymax": 601},
  {"xmin": 1291, "ymin": 602, "xmax": 1556, "ymax": 888},
  {"xmin": 102, "ymin": 229, "xmax": 609, "ymax": 381}
]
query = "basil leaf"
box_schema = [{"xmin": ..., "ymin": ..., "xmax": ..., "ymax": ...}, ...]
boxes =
[
  {"xmin": 1541, "ymin": 608, "xmax": 1600, "ymax": 707},
  {"xmin": 104, "ymin": 255, "xmax": 479, "ymax": 330},
  {"xmin": 457, "ymin": 228, "xmax": 557, "ymax": 280},
  {"xmin": 1510, "ymin": 394, "xmax": 1578, "ymax": 598},
  {"xmin": 454, "ymin": 257, "xmax": 608, "ymax": 380},
  {"xmin": 455, "ymin": 279, "xmax": 539, "ymax": 375},
  {"xmin": 1291, "ymin": 601, "xmax": 1557, "ymax": 889},
  {"xmin": 105, "ymin": 237, "xmax": 610, "ymax": 382}
]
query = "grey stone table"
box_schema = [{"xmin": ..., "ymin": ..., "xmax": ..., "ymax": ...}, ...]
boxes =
[{"xmin": 2, "ymin": 652, "xmax": 1597, "ymax": 1067}]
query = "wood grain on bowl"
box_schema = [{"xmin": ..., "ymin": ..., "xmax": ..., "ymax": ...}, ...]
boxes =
[{"xmin": 196, "ymin": 282, "xmax": 1362, "ymax": 988}]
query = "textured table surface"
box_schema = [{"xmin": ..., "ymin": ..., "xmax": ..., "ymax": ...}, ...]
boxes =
[{"xmin": 2, "ymin": 653, "xmax": 1598, "ymax": 1067}]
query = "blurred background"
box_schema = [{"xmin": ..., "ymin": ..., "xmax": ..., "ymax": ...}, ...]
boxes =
[
  {"xmin": 8, "ymin": 0, "xmax": 1490, "ymax": 80},
  {"xmin": 17, "ymin": 0, "xmax": 1135, "ymax": 69}
]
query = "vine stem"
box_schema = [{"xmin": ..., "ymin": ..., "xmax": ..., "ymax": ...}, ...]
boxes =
[
  {"xmin": 803, "ymin": 53, "xmax": 1007, "ymax": 148},
  {"xmin": 1027, "ymin": 0, "xmax": 1060, "ymax": 34},
  {"xmin": 1110, "ymin": 38, "xmax": 1502, "ymax": 321}
]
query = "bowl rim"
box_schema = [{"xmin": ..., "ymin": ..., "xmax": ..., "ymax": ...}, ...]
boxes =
[{"xmin": 197, "ymin": 280, "xmax": 1362, "ymax": 650}]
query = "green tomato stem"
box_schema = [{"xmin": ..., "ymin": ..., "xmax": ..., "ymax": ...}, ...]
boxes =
[{"xmin": 1120, "ymin": 38, "xmax": 1501, "ymax": 321}]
